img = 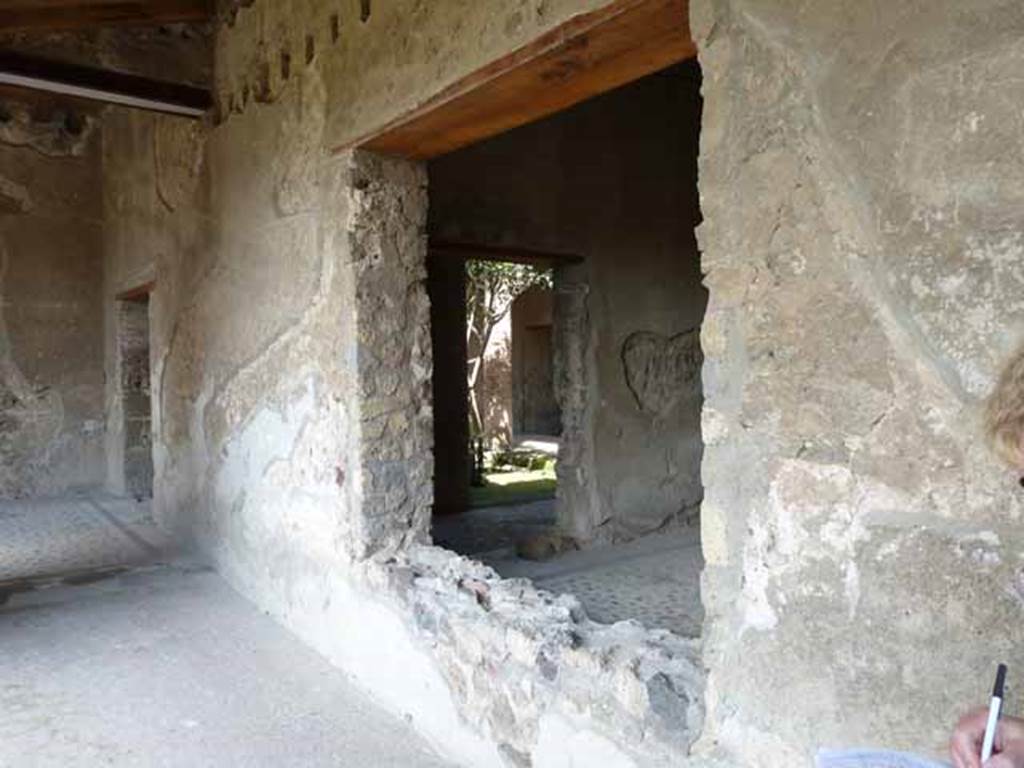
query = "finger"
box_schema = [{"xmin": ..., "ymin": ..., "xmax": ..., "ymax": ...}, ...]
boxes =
[
  {"xmin": 952, "ymin": 733, "xmax": 982, "ymax": 768},
  {"xmin": 950, "ymin": 737, "xmax": 968, "ymax": 768}
]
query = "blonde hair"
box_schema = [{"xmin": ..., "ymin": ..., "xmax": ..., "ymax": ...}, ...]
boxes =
[{"xmin": 985, "ymin": 343, "xmax": 1024, "ymax": 468}]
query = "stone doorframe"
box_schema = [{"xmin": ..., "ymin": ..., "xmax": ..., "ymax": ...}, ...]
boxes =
[
  {"xmin": 346, "ymin": 151, "xmax": 596, "ymax": 551},
  {"xmin": 340, "ymin": 0, "xmax": 698, "ymax": 552}
]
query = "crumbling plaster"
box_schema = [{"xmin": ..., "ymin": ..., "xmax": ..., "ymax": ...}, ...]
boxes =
[{"xmin": 693, "ymin": 0, "xmax": 1024, "ymax": 763}]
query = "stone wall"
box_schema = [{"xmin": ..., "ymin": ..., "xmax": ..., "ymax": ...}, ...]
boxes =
[
  {"xmin": 0, "ymin": 99, "xmax": 105, "ymax": 499},
  {"xmin": 693, "ymin": 0, "xmax": 1024, "ymax": 763},
  {"xmin": 348, "ymin": 151, "xmax": 434, "ymax": 558},
  {"xmin": 429, "ymin": 62, "xmax": 707, "ymax": 543}
]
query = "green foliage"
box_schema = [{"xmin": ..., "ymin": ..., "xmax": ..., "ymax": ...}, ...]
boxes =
[
  {"xmin": 465, "ymin": 260, "xmax": 553, "ymax": 439},
  {"xmin": 465, "ymin": 260, "xmax": 553, "ymax": 316}
]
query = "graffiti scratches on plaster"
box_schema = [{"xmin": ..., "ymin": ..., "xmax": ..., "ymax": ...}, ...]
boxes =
[{"xmin": 622, "ymin": 329, "xmax": 703, "ymax": 416}]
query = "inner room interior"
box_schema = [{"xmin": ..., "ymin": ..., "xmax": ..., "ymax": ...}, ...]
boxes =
[
  {"xmin": 115, "ymin": 288, "xmax": 154, "ymax": 501},
  {"xmin": 428, "ymin": 60, "xmax": 708, "ymax": 638}
]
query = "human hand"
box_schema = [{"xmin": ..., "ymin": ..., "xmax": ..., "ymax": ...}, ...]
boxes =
[
  {"xmin": 986, "ymin": 740, "xmax": 1024, "ymax": 768},
  {"xmin": 951, "ymin": 707, "xmax": 1024, "ymax": 768}
]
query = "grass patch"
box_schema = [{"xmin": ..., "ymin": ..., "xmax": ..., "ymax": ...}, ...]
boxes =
[{"xmin": 469, "ymin": 466, "xmax": 556, "ymax": 507}]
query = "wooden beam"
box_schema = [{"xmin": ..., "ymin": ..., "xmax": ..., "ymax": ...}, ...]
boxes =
[
  {"xmin": 0, "ymin": 51, "xmax": 211, "ymax": 118},
  {"xmin": 116, "ymin": 281, "xmax": 155, "ymax": 302},
  {"xmin": 344, "ymin": 0, "xmax": 695, "ymax": 160},
  {"xmin": 0, "ymin": 0, "xmax": 211, "ymax": 32}
]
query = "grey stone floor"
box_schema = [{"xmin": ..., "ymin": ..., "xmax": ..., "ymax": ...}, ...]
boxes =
[
  {"xmin": 432, "ymin": 499, "xmax": 557, "ymax": 556},
  {"xmin": 0, "ymin": 562, "xmax": 454, "ymax": 768},
  {"xmin": 433, "ymin": 501, "xmax": 705, "ymax": 637},
  {"xmin": 0, "ymin": 493, "xmax": 173, "ymax": 584}
]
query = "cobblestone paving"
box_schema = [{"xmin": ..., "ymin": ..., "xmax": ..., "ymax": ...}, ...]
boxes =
[{"xmin": 0, "ymin": 494, "xmax": 172, "ymax": 582}]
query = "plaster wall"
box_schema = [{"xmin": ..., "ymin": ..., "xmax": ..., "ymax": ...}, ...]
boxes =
[
  {"xmin": 479, "ymin": 309, "xmax": 514, "ymax": 445},
  {"xmin": 0, "ymin": 106, "xmax": 105, "ymax": 499},
  {"xmin": 0, "ymin": 22, "xmax": 208, "ymax": 500},
  {"xmin": 693, "ymin": 0, "xmax": 1024, "ymax": 763},
  {"xmin": 511, "ymin": 287, "xmax": 559, "ymax": 438},
  {"xmin": 212, "ymin": 0, "xmax": 621, "ymax": 149},
  {"xmin": 477, "ymin": 286, "xmax": 559, "ymax": 444},
  {"xmin": 429, "ymin": 63, "xmax": 707, "ymax": 542}
]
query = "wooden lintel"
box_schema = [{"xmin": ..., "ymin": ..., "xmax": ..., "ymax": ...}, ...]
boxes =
[
  {"xmin": 429, "ymin": 240, "xmax": 583, "ymax": 268},
  {"xmin": 0, "ymin": 0, "xmax": 212, "ymax": 32},
  {"xmin": 344, "ymin": 0, "xmax": 695, "ymax": 160},
  {"xmin": 0, "ymin": 51, "xmax": 211, "ymax": 118},
  {"xmin": 116, "ymin": 281, "xmax": 155, "ymax": 302}
]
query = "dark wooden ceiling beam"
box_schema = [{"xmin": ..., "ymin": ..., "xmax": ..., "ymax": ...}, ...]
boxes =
[
  {"xmin": 0, "ymin": 50, "xmax": 211, "ymax": 117},
  {"xmin": 0, "ymin": 1, "xmax": 212, "ymax": 32}
]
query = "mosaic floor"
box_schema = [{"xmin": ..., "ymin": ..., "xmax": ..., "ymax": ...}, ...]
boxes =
[
  {"xmin": 0, "ymin": 493, "xmax": 173, "ymax": 583},
  {"xmin": 432, "ymin": 499, "xmax": 557, "ymax": 556},
  {"xmin": 432, "ymin": 500, "xmax": 704, "ymax": 637}
]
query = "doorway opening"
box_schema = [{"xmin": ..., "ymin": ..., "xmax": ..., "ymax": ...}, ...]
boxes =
[
  {"xmin": 425, "ymin": 59, "xmax": 706, "ymax": 638},
  {"xmin": 352, "ymin": 0, "xmax": 705, "ymax": 640},
  {"xmin": 116, "ymin": 286, "xmax": 154, "ymax": 501},
  {"xmin": 430, "ymin": 245, "xmax": 569, "ymax": 560}
]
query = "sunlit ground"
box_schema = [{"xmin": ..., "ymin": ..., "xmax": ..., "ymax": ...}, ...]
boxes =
[{"xmin": 468, "ymin": 465, "xmax": 556, "ymax": 507}]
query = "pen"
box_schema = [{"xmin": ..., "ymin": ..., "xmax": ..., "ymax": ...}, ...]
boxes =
[{"xmin": 981, "ymin": 664, "xmax": 1008, "ymax": 763}]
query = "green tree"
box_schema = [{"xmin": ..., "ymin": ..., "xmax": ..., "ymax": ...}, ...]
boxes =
[{"xmin": 465, "ymin": 260, "xmax": 552, "ymax": 442}]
